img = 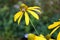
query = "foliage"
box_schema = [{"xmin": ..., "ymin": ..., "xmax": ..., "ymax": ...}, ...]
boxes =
[{"xmin": 0, "ymin": 0, "xmax": 60, "ymax": 40}]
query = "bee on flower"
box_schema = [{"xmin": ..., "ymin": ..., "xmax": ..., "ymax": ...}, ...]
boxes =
[{"xmin": 14, "ymin": 3, "xmax": 41, "ymax": 25}]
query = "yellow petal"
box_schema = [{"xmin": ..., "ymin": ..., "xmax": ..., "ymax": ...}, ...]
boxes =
[
  {"xmin": 28, "ymin": 33, "xmax": 36, "ymax": 40},
  {"xmin": 38, "ymin": 34, "xmax": 47, "ymax": 40},
  {"xmin": 49, "ymin": 26, "xmax": 60, "ymax": 36},
  {"xmin": 49, "ymin": 39, "xmax": 55, "ymax": 40},
  {"xmin": 14, "ymin": 11, "xmax": 23, "ymax": 22},
  {"xmin": 28, "ymin": 8, "xmax": 41, "ymax": 13},
  {"xmin": 28, "ymin": 34, "xmax": 46, "ymax": 40},
  {"xmin": 57, "ymin": 32, "xmax": 60, "ymax": 40},
  {"xmin": 27, "ymin": 10, "xmax": 39, "ymax": 20},
  {"xmin": 48, "ymin": 21, "xmax": 60, "ymax": 29},
  {"xmin": 18, "ymin": 13, "xmax": 23, "ymax": 24},
  {"xmin": 20, "ymin": 3, "xmax": 28, "ymax": 9},
  {"xmin": 28, "ymin": 6, "xmax": 40, "ymax": 9},
  {"xmin": 21, "ymin": 3, "xmax": 27, "ymax": 7},
  {"xmin": 25, "ymin": 12, "xmax": 29, "ymax": 25},
  {"xmin": 39, "ymin": 34, "xmax": 45, "ymax": 38}
]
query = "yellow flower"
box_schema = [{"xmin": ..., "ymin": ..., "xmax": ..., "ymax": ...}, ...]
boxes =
[
  {"xmin": 14, "ymin": 4, "xmax": 41, "ymax": 25},
  {"xmin": 48, "ymin": 21, "xmax": 60, "ymax": 29},
  {"xmin": 48, "ymin": 21, "xmax": 60, "ymax": 36},
  {"xmin": 48, "ymin": 21, "xmax": 60, "ymax": 40},
  {"xmin": 57, "ymin": 32, "xmax": 60, "ymax": 40},
  {"xmin": 28, "ymin": 33, "xmax": 46, "ymax": 40},
  {"xmin": 27, "ymin": 33, "xmax": 60, "ymax": 40}
]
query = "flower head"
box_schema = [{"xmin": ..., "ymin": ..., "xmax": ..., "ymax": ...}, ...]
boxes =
[
  {"xmin": 27, "ymin": 32, "xmax": 60, "ymax": 40},
  {"xmin": 28, "ymin": 33, "xmax": 46, "ymax": 40},
  {"xmin": 14, "ymin": 3, "xmax": 41, "ymax": 25}
]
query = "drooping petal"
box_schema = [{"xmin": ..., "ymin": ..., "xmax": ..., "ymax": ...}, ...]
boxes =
[
  {"xmin": 49, "ymin": 26, "xmax": 60, "ymax": 36},
  {"xmin": 28, "ymin": 8, "xmax": 41, "ymax": 13},
  {"xmin": 28, "ymin": 6, "xmax": 40, "ymax": 9},
  {"xmin": 48, "ymin": 21, "xmax": 60, "ymax": 29},
  {"xmin": 14, "ymin": 11, "xmax": 23, "ymax": 22},
  {"xmin": 27, "ymin": 10, "xmax": 39, "ymax": 20},
  {"xmin": 57, "ymin": 32, "xmax": 60, "ymax": 40},
  {"xmin": 18, "ymin": 12, "xmax": 23, "ymax": 24},
  {"xmin": 25, "ymin": 12, "xmax": 29, "ymax": 25}
]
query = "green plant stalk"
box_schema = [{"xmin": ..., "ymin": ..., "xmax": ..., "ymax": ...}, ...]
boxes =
[{"xmin": 30, "ymin": 19, "xmax": 39, "ymax": 35}]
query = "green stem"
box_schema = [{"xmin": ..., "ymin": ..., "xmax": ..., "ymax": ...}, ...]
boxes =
[{"xmin": 30, "ymin": 19, "xmax": 39, "ymax": 35}]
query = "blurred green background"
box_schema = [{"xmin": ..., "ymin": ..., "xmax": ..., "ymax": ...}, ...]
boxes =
[{"xmin": 0, "ymin": 0, "xmax": 60, "ymax": 40}]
